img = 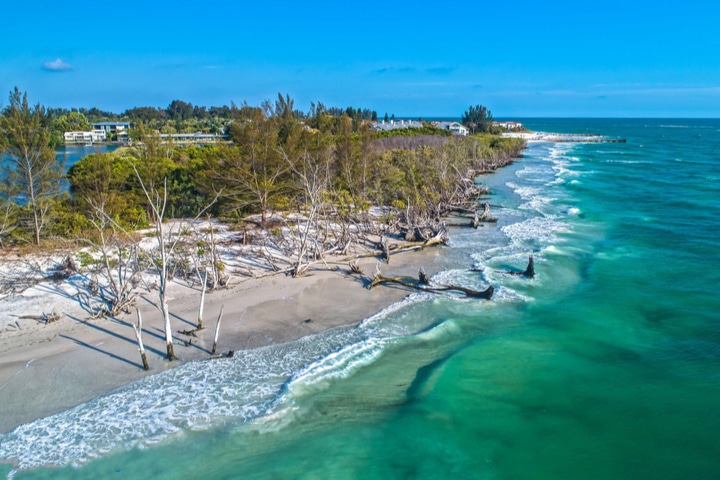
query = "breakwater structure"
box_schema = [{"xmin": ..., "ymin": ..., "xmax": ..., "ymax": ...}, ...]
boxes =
[{"xmin": 503, "ymin": 132, "xmax": 626, "ymax": 143}]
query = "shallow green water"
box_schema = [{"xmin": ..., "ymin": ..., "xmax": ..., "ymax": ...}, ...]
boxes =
[{"xmin": 3, "ymin": 119, "xmax": 719, "ymax": 479}]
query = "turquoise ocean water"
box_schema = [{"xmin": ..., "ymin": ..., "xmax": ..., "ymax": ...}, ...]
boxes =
[{"xmin": 2, "ymin": 119, "xmax": 719, "ymax": 479}]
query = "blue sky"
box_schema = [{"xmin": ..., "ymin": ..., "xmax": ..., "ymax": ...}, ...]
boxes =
[{"xmin": 1, "ymin": 0, "xmax": 719, "ymax": 117}]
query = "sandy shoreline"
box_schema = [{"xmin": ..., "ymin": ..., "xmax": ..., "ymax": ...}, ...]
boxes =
[{"xmin": 0, "ymin": 248, "xmax": 442, "ymax": 434}]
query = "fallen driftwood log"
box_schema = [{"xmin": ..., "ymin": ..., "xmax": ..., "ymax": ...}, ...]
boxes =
[
  {"xmin": 13, "ymin": 309, "xmax": 61, "ymax": 324},
  {"xmin": 497, "ymin": 255, "xmax": 535, "ymax": 278},
  {"xmin": 389, "ymin": 228, "xmax": 447, "ymax": 255},
  {"xmin": 354, "ymin": 228, "xmax": 448, "ymax": 263},
  {"xmin": 446, "ymin": 203, "xmax": 497, "ymax": 228},
  {"xmin": 370, "ymin": 267, "xmax": 494, "ymax": 300},
  {"xmin": 178, "ymin": 328, "xmax": 199, "ymax": 337},
  {"xmin": 210, "ymin": 350, "xmax": 235, "ymax": 360}
]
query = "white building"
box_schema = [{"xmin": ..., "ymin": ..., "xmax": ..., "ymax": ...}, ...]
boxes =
[
  {"xmin": 370, "ymin": 119, "xmax": 425, "ymax": 132},
  {"xmin": 435, "ymin": 121, "xmax": 468, "ymax": 136},
  {"xmin": 90, "ymin": 122, "xmax": 131, "ymax": 134},
  {"xmin": 63, "ymin": 130, "xmax": 107, "ymax": 144}
]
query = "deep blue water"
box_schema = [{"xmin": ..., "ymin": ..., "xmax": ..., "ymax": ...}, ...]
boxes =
[
  {"xmin": 56, "ymin": 145, "xmax": 118, "ymax": 169},
  {"xmin": 2, "ymin": 119, "xmax": 719, "ymax": 479}
]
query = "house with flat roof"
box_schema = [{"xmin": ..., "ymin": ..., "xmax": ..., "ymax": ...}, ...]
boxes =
[
  {"xmin": 63, "ymin": 130, "xmax": 107, "ymax": 144},
  {"xmin": 90, "ymin": 122, "xmax": 131, "ymax": 134}
]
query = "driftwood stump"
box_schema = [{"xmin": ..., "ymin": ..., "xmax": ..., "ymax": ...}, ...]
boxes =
[
  {"xmin": 348, "ymin": 259, "xmax": 363, "ymax": 275},
  {"xmin": 522, "ymin": 255, "xmax": 535, "ymax": 278},
  {"xmin": 418, "ymin": 267, "xmax": 430, "ymax": 285},
  {"xmin": 497, "ymin": 255, "xmax": 535, "ymax": 278}
]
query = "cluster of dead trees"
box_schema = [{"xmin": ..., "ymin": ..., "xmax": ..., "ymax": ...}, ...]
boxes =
[{"xmin": 2, "ymin": 90, "xmax": 531, "ymax": 372}]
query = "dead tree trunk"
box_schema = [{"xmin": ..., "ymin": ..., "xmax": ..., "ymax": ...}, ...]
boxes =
[
  {"xmin": 86, "ymin": 204, "xmax": 142, "ymax": 318},
  {"xmin": 133, "ymin": 308, "xmax": 150, "ymax": 371},
  {"xmin": 212, "ymin": 304, "xmax": 224, "ymax": 355},
  {"xmin": 379, "ymin": 236, "xmax": 390, "ymax": 263},
  {"xmin": 197, "ymin": 272, "xmax": 207, "ymax": 329},
  {"xmin": 132, "ymin": 170, "xmax": 177, "ymax": 361}
]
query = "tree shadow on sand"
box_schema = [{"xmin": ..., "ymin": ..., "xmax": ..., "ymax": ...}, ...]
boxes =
[{"xmin": 58, "ymin": 334, "xmax": 140, "ymax": 369}]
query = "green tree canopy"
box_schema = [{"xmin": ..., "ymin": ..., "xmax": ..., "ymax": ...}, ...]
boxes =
[{"xmin": 461, "ymin": 104, "xmax": 493, "ymax": 134}]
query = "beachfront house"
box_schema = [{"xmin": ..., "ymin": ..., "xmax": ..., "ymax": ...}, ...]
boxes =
[
  {"xmin": 493, "ymin": 121, "xmax": 524, "ymax": 131},
  {"xmin": 434, "ymin": 121, "xmax": 468, "ymax": 136},
  {"xmin": 63, "ymin": 129, "xmax": 107, "ymax": 144}
]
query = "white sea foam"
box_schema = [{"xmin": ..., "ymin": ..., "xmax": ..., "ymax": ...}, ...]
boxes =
[
  {"xmin": 548, "ymin": 145, "xmax": 575, "ymax": 158},
  {"xmin": 358, "ymin": 293, "xmax": 431, "ymax": 337},
  {"xmin": 286, "ymin": 338, "xmax": 387, "ymax": 393},
  {"xmin": 567, "ymin": 207, "xmax": 581, "ymax": 216},
  {"xmin": 552, "ymin": 164, "xmax": 579, "ymax": 179},
  {"xmin": 502, "ymin": 217, "xmax": 568, "ymax": 248},
  {"xmin": 433, "ymin": 268, "xmax": 492, "ymax": 293},
  {"xmin": 506, "ymin": 182, "xmax": 542, "ymax": 200},
  {"xmin": 0, "ymin": 288, "xmax": 454, "ymax": 473},
  {"xmin": 519, "ymin": 197, "xmax": 556, "ymax": 214},
  {"xmin": 0, "ymin": 327, "xmax": 369, "ymax": 471},
  {"xmin": 514, "ymin": 165, "xmax": 553, "ymax": 181},
  {"xmin": 606, "ymin": 159, "xmax": 650, "ymax": 164}
]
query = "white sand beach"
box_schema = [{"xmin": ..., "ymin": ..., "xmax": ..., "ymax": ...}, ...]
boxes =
[{"xmin": 0, "ymin": 248, "xmax": 441, "ymax": 434}]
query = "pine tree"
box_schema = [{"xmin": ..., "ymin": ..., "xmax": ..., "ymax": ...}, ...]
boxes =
[
  {"xmin": 461, "ymin": 104, "xmax": 493, "ymax": 134},
  {"xmin": 0, "ymin": 88, "xmax": 66, "ymax": 244}
]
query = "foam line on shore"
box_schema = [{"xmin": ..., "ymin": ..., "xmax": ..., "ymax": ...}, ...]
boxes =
[{"xmin": 0, "ymin": 291, "xmax": 440, "ymax": 472}]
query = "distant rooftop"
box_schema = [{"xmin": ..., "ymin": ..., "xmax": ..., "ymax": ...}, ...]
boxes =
[{"xmin": 370, "ymin": 119, "xmax": 424, "ymax": 131}]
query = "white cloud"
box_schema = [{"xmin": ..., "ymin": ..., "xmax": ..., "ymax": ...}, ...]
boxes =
[{"xmin": 43, "ymin": 58, "xmax": 73, "ymax": 72}]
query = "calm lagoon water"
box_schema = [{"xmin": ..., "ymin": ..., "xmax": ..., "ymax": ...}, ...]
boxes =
[
  {"xmin": 56, "ymin": 145, "xmax": 119, "ymax": 169},
  {"xmin": 2, "ymin": 119, "xmax": 719, "ymax": 479}
]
